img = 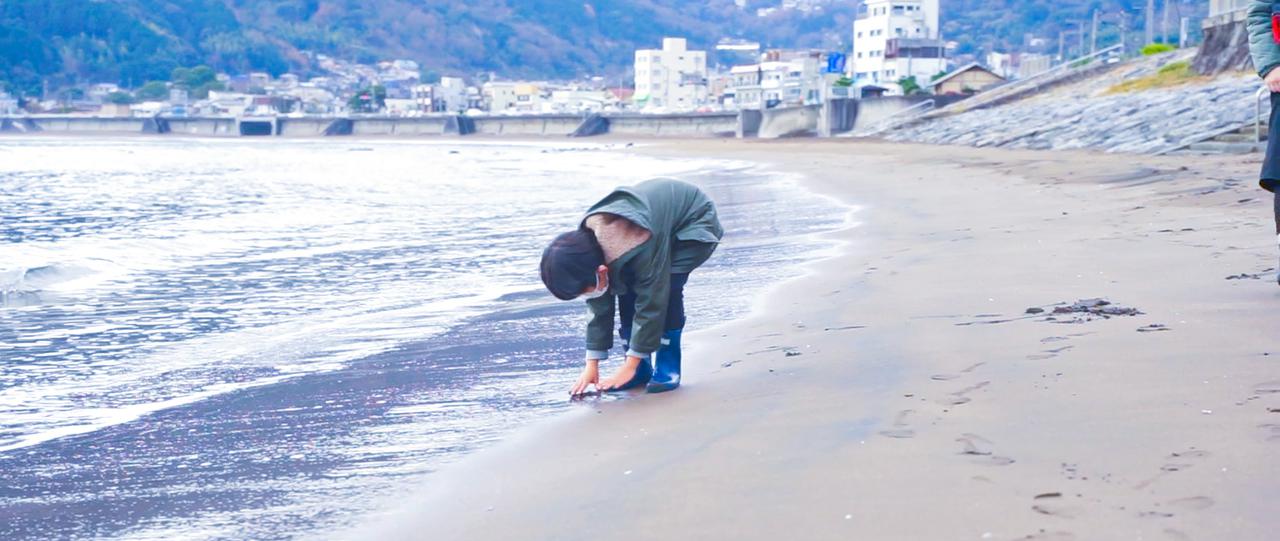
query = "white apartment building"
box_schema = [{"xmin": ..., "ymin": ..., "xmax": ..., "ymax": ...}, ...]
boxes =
[
  {"xmin": 437, "ymin": 77, "xmax": 467, "ymax": 112},
  {"xmin": 851, "ymin": 0, "xmax": 946, "ymax": 92},
  {"xmin": 634, "ymin": 37, "xmax": 708, "ymax": 111},
  {"xmin": 482, "ymin": 81, "xmax": 546, "ymax": 113},
  {"xmin": 729, "ymin": 51, "xmax": 826, "ymax": 110}
]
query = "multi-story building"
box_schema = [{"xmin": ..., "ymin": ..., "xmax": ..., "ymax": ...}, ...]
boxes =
[
  {"xmin": 851, "ymin": 0, "xmax": 946, "ymax": 93},
  {"xmin": 729, "ymin": 50, "xmax": 827, "ymax": 110},
  {"xmin": 482, "ymin": 81, "xmax": 546, "ymax": 113},
  {"xmin": 436, "ymin": 77, "xmax": 467, "ymax": 112},
  {"xmin": 633, "ymin": 37, "xmax": 708, "ymax": 111}
]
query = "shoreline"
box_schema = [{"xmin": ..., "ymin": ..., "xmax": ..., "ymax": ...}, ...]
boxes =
[
  {"xmin": 0, "ymin": 137, "xmax": 854, "ymax": 540},
  {"xmin": 359, "ymin": 139, "xmax": 1279, "ymax": 540}
]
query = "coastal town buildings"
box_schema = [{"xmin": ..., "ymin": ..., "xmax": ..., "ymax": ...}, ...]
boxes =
[
  {"xmin": 548, "ymin": 88, "xmax": 610, "ymax": 113},
  {"xmin": 729, "ymin": 50, "xmax": 827, "ymax": 109},
  {"xmin": 482, "ymin": 81, "xmax": 547, "ymax": 114},
  {"xmin": 851, "ymin": 0, "xmax": 946, "ymax": 94},
  {"xmin": 633, "ymin": 37, "xmax": 708, "ymax": 112}
]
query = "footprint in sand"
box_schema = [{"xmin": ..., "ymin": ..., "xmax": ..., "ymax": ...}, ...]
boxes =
[
  {"xmin": 1139, "ymin": 510, "xmax": 1176, "ymax": 519},
  {"xmin": 879, "ymin": 409, "xmax": 916, "ymax": 439},
  {"xmin": 1168, "ymin": 449, "xmax": 1210, "ymax": 460},
  {"xmin": 936, "ymin": 381, "xmax": 990, "ymax": 406},
  {"xmin": 1165, "ymin": 496, "xmax": 1215, "ymax": 511},
  {"xmin": 931, "ymin": 373, "xmax": 961, "ymax": 381},
  {"xmin": 1014, "ymin": 531, "xmax": 1076, "ymax": 540},
  {"xmin": 1135, "ymin": 449, "xmax": 1211, "ymax": 489},
  {"xmin": 1028, "ymin": 345, "xmax": 1074, "ymax": 360},
  {"xmin": 1162, "ymin": 528, "xmax": 1193, "ymax": 541},
  {"xmin": 1254, "ymin": 380, "xmax": 1280, "ymax": 394},
  {"xmin": 957, "ymin": 433, "xmax": 994, "ymax": 455},
  {"xmin": 954, "ymin": 433, "xmax": 1016, "ymax": 465},
  {"xmin": 1259, "ymin": 423, "xmax": 1280, "ymax": 442},
  {"xmin": 1031, "ymin": 493, "xmax": 1083, "ymax": 519},
  {"xmin": 975, "ymin": 455, "xmax": 1016, "ymax": 466}
]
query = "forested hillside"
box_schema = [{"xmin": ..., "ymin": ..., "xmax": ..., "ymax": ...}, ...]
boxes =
[{"xmin": 0, "ymin": 0, "xmax": 1207, "ymax": 97}]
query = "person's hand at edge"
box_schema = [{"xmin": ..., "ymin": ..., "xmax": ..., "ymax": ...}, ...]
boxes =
[
  {"xmin": 1265, "ymin": 67, "xmax": 1280, "ymax": 93},
  {"xmin": 570, "ymin": 360, "xmax": 600, "ymax": 397}
]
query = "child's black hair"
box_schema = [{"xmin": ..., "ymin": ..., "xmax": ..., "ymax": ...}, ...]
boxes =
[{"xmin": 540, "ymin": 228, "xmax": 605, "ymax": 300}]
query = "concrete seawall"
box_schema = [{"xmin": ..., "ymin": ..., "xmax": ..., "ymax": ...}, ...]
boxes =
[
  {"xmin": 759, "ymin": 105, "xmax": 821, "ymax": 138},
  {"xmin": 6, "ymin": 105, "xmax": 856, "ymax": 139},
  {"xmin": 167, "ymin": 117, "xmax": 237, "ymax": 136},
  {"xmin": 608, "ymin": 113, "xmax": 738, "ymax": 137},
  {"xmin": 472, "ymin": 115, "xmax": 583, "ymax": 136},
  {"xmin": 23, "ymin": 116, "xmax": 147, "ymax": 133}
]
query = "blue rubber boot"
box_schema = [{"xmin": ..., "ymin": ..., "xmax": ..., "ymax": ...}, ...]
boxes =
[
  {"xmin": 605, "ymin": 357, "xmax": 652, "ymax": 392},
  {"xmin": 646, "ymin": 329, "xmax": 682, "ymax": 393}
]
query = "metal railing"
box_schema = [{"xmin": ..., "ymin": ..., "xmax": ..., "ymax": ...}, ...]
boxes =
[
  {"xmin": 1153, "ymin": 86, "xmax": 1269, "ymax": 155},
  {"xmin": 926, "ymin": 43, "xmax": 1125, "ymax": 118}
]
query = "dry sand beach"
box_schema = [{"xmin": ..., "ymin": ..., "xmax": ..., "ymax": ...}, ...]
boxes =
[{"xmin": 366, "ymin": 139, "xmax": 1279, "ymax": 541}]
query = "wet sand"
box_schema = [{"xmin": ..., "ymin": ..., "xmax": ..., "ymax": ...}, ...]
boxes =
[{"xmin": 363, "ymin": 140, "xmax": 1279, "ymax": 541}]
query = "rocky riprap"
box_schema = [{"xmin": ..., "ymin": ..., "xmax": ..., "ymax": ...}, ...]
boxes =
[{"xmin": 886, "ymin": 52, "xmax": 1263, "ymax": 154}]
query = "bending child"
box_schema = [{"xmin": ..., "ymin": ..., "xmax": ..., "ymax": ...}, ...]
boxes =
[{"xmin": 540, "ymin": 178, "xmax": 723, "ymax": 396}]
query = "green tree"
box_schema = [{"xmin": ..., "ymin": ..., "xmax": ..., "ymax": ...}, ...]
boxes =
[
  {"xmin": 897, "ymin": 75, "xmax": 924, "ymax": 96},
  {"xmin": 136, "ymin": 81, "xmax": 169, "ymax": 101},
  {"xmin": 106, "ymin": 91, "xmax": 135, "ymax": 104},
  {"xmin": 169, "ymin": 65, "xmax": 223, "ymax": 98},
  {"xmin": 420, "ymin": 69, "xmax": 441, "ymax": 84}
]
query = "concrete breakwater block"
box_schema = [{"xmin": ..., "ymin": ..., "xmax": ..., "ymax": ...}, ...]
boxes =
[{"xmin": 570, "ymin": 114, "xmax": 609, "ymax": 137}]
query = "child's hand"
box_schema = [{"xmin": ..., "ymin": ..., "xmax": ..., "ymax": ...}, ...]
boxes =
[{"xmin": 570, "ymin": 361, "xmax": 600, "ymax": 397}]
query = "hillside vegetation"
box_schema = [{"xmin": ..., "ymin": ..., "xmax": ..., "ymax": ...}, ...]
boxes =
[{"xmin": 0, "ymin": 0, "xmax": 1207, "ymax": 96}]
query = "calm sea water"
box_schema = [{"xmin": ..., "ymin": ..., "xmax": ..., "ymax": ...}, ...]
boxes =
[{"xmin": 0, "ymin": 137, "xmax": 850, "ymax": 540}]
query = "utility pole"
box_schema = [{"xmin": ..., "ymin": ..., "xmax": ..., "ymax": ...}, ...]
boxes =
[
  {"xmin": 1076, "ymin": 20, "xmax": 1085, "ymax": 56},
  {"xmin": 1091, "ymin": 9, "xmax": 1099, "ymax": 54},
  {"xmin": 1180, "ymin": 16, "xmax": 1190, "ymax": 48},
  {"xmin": 1058, "ymin": 31, "xmax": 1066, "ymax": 62},
  {"xmin": 1121, "ymin": 10, "xmax": 1129, "ymax": 54},
  {"xmin": 1152, "ymin": 0, "xmax": 1162, "ymax": 44},
  {"xmin": 1162, "ymin": 0, "xmax": 1171, "ymax": 44}
]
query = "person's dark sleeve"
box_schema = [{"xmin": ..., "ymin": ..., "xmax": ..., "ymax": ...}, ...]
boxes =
[
  {"xmin": 1248, "ymin": 0, "xmax": 1280, "ymax": 77},
  {"xmin": 584, "ymin": 294, "xmax": 615, "ymax": 360}
]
